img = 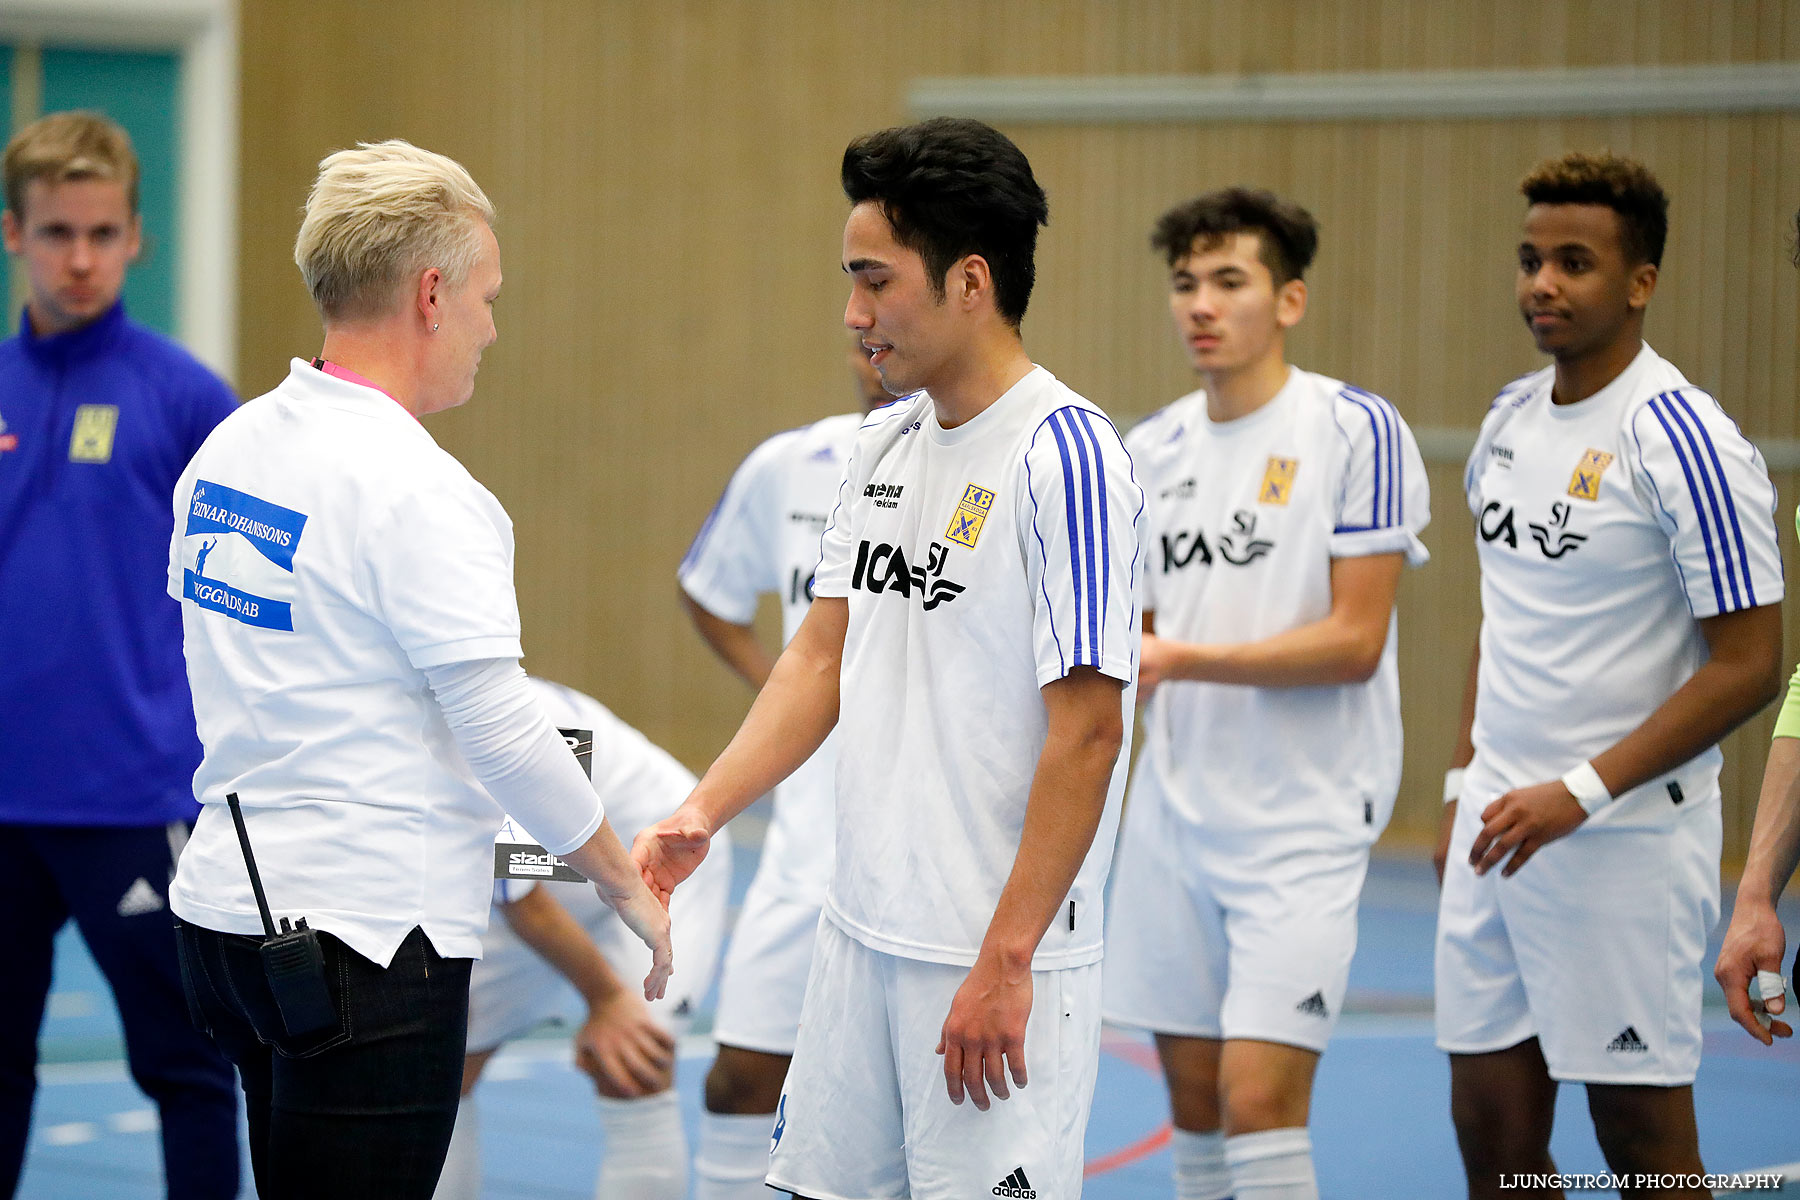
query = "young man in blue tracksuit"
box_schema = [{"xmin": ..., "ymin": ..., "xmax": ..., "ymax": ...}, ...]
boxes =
[{"xmin": 0, "ymin": 111, "xmax": 241, "ymax": 1198}]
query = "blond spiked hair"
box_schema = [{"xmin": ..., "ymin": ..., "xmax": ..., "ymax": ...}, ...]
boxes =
[{"xmin": 294, "ymin": 139, "xmax": 494, "ymax": 321}]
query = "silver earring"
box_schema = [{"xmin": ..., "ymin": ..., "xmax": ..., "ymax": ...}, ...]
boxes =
[{"xmin": 432, "ymin": 323, "xmax": 439, "ymax": 332}]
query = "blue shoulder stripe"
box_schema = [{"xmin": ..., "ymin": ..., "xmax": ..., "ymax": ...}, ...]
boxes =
[
  {"xmin": 1073, "ymin": 411, "xmax": 1115, "ymax": 650},
  {"xmin": 1048, "ymin": 409, "xmax": 1098, "ymax": 666},
  {"xmin": 1341, "ymin": 387, "xmax": 1400, "ymax": 529},
  {"xmin": 1670, "ymin": 389, "xmax": 1757, "ymax": 607},
  {"xmin": 1647, "ymin": 393, "xmax": 1732, "ymax": 611}
]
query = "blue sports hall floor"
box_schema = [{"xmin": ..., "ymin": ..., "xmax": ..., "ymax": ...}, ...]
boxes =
[{"xmin": 18, "ymin": 839, "xmax": 1800, "ymax": 1198}]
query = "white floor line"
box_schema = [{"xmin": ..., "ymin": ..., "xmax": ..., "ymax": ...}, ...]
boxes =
[{"xmin": 40, "ymin": 1122, "xmax": 96, "ymax": 1146}]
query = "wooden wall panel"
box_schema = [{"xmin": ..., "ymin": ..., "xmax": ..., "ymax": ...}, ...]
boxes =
[{"xmin": 238, "ymin": 0, "xmax": 1800, "ymax": 863}]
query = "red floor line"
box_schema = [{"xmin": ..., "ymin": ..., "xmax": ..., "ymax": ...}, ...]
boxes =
[
  {"xmin": 1084, "ymin": 1032, "xmax": 1171, "ymax": 1176},
  {"xmin": 1085, "ymin": 1124, "xmax": 1172, "ymax": 1177}
]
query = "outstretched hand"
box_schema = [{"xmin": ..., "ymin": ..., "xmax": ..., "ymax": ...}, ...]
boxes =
[
  {"xmin": 630, "ymin": 807, "xmax": 713, "ymax": 909},
  {"xmin": 602, "ymin": 879, "xmax": 673, "ymax": 1001}
]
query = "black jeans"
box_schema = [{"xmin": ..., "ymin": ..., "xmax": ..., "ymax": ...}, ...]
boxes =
[{"xmin": 175, "ymin": 919, "xmax": 471, "ymax": 1200}]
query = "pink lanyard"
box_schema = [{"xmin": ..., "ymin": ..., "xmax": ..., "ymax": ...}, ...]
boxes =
[{"xmin": 310, "ymin": 357, "xmax": 417, "ymax": 422}]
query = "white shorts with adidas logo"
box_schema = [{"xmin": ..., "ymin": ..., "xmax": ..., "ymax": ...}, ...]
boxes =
[
  {"xmin": 1434, "ymin": 791, "xmax": 1720, "ymax": 1085},
  {"xmin": 765, "ymin": 915, "xmax": 1100, "ymax": 1200},
  {"xmin": 1101, "ymin": 785, "xmax": 1370, "ymax": 1054}
]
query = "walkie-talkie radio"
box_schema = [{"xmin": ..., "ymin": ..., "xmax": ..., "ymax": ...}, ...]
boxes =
[{"xmin": 226, "ymin": 793, "xmax": 336, "ymax": 1036}]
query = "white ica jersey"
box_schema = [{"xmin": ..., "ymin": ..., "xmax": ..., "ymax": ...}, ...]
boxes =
[
  {"xmin": 165, "ymin": 362, "xmax": 597, "ymax": 967},
  {"xmin": 1129, "ymin": 369, "xmax": 1430, "ymax": 845},
  {"xmin": 813, "ymin": 368, "xmax": 1144, "ymax": 969},
  {"xmin": 1464, "ymin": 343, "xmax": 1783, "ymax": 826}
]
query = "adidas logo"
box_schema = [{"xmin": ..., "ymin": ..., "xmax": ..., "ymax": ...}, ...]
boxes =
[
  {"xmin": 992, "ymin": 1167, "xmax": 1037, "ymax": 1198},
  {"xmin": 116, "ymin": 877, "xmax": 165, "ymax": 918},
  {"xmin": 1606, "ymin": 1026, "xmax": 1648, "ymax": 1054},
  {"xmin": 1295, "ymin": 990, "xmax": 1329, "ymax": 1019}
]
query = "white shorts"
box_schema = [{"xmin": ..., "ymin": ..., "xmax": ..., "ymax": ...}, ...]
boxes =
[
  {"xmin": 467, "ymin": 853, "xmax": 731, "ymax": 1054},
  {"xmin": 1434, "ymin": 795, "xmax": 1721, "ymax": 1085},
  {"xmin": 1102, "ymin": 788, "xmax": 1368, "ymax": 1053},
  {"xmin": 710, "ymin": 875, "xmax": 823, "ymax": 1056},
  {"xmin": 767, "ymin": 916, "xmax": 1101, "ymax": 1200}
]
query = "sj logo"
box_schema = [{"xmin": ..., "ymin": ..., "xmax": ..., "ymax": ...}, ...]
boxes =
[
  {"xmin": 69, "ymin": 404, "xmax": 119, "ymax": 463},
  {"xmin": 1479, "ymin": 500, "xmax": 1587, "ymax": 559},
  {"xmin": 1160, "ymin": 510, "xmax": 1274, "ymax": 572},
  {"xmin": 1567, "ymin": 448, "xmax": 1614, "ymax": 501}
]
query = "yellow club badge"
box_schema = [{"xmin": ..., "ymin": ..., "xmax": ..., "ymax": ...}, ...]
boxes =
[
  {"xmin": 945, "ymin": 483, "xmax": 996, "ymax": 548},
  {"xmin": 69, "ymin": 404, "xmax": 119, "ymax": 464},
  {"xmin": 1258, "ymin": 456, "xmax": 1299, "ymax": 506},
  {"xmin": 1567, "ymin": 448, "xmax": 1614, "ymax": 501}
]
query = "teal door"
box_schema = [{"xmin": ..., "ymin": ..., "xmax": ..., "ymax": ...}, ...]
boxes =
[{"xmin": 2, "ymin": 44, "xmax": 180, "ymax": 336}]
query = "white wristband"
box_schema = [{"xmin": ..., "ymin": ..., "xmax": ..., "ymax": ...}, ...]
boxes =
[
  {"xmin": 1442, "ymin": 767, "xmax": 1466, "ymax": 806},
  {"xmin": 1560, "ymin": 761, "xmax": 1612, "ymax": 815}
]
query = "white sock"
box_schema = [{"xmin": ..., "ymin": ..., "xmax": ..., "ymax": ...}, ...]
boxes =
[
  {"xmin": 432, "ymin": 1094, "xmax": 482, "ymax": 1200},
  {"xmin": 1225, "ymin": 1128, "xmax": 1317, "ymax": 1200},
  {"xmin": 693, "ymin": 1110, "xmax": 775, "ymax": 1200},
  {"xmin": 1172, "ymin": 1127, "xmax": 1233, "ymax": 1200},
  {"xmin": 594, "ymin": 1090, "xmax": 688, "ymax": 1200}
]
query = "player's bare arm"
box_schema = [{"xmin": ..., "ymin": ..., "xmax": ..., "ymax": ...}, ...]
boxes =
[
  {"xmin": 1716, "ymin": 732, "xmax": 1800, "ymax": 1043},
  {"xmin": 558, "ymin": 816, "xmax": 674, "ymax": 1000},
  {"xmin": 937, "ymin": 666, "xmax": 1125, "ymax": 1112},
  {"xmin": 499, "ymin": 884, "xmax": 676, "ymax": 1095},
  {"xmin": 1139, "ymin": 551, "xmax": 1404, "ymax": 696},
  {"xmin": 681, "ymin": 588, "xmax": 778, "ymax": 690},
  {"xmin": 1435, "ymin": 641, "xmax": 1482, "ymax": 886},
  {"xmin": 633, "ymin": 596, "xmax": 847, "ymax": 903},
  {"xmin": 1471, "ymin": 602, "xmax": 1783, "ymax": 877}
]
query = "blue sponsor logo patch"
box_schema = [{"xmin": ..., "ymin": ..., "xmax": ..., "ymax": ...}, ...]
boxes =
[
  {"xmin": 183, "ymin": 570, "xmax": 294, "ymax": 631},
  {"xmin": 186, "ymin": 480, "xmax": 306, "ymax": 571},
  {"xmin": 182, "ymin": 481, "xmax": 307, "ymax": 631}
]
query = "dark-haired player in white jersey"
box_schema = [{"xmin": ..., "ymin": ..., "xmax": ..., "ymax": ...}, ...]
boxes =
[
  {"xmin": 676, "ymin": 338, "xmax": 889, "ymax": 1200},
  {"xmin": 637, "ymin": 117, "xmax": 1142, "ymax": 1200},
  {"xmin": 1436, "ymin": 152, "xmax": 1784, "ymax": 1199},
  {"xmin": 1103, "ymin": 188, "xmax": 1429, "ymax": 1200}
]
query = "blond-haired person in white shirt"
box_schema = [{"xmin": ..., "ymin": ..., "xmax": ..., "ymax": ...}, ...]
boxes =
[{"xmin": 167, "ymin": 140, "xmax": 669, "ymax": 1200}]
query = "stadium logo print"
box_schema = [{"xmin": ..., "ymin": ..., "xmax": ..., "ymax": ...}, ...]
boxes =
[{"xmin": 993, "ymin": 1167, "xmax": 1037, "ymax": 1198}]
